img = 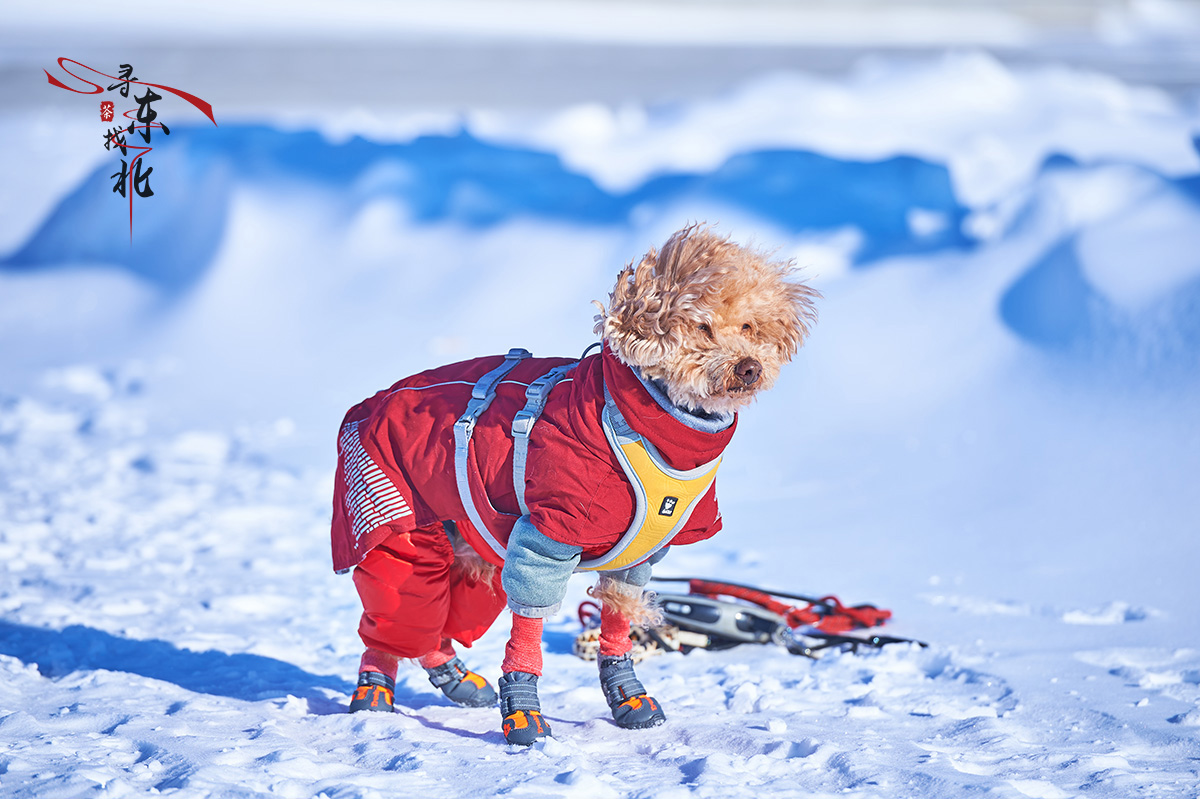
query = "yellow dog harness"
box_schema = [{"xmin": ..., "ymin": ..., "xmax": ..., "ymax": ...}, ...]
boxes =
[{"xmin": 577, "ymin": 388, "xmax": 721, "ymax": 571}]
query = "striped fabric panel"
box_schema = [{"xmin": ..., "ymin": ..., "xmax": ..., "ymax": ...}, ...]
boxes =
[{"xmin": 340, "ymin": 420, "xmax": 413, "ymax": 542}]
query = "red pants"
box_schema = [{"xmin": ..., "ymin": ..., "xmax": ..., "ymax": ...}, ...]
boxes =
[{"xmin": 352, "ymin": 521, "xmax": 507, "ymax": 659}]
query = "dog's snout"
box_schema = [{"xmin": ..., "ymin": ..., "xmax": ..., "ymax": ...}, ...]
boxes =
[{"xmin": 734, "ymin": 358, "xmax": 762, "ymax": 386}]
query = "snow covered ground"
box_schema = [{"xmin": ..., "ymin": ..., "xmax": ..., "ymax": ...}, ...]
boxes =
[{"xmin": 2, "ymin": 5, "xmax": 1200, "ymax": 796}]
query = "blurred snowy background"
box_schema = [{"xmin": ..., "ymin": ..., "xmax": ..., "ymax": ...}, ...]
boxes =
[{"xmin": 1, "ymin": 1, "xmax": 1199, "ymax": 797}]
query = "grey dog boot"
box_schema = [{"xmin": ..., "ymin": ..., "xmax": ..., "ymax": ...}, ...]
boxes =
[
  {"xmin": 498, "ymin": 671, "xmax": 552, "ymax": 746},
  {"xmin": 598, "ymin": 654, "xmax": 667, "ymax": 729},
  {"xmin": 348, "ymin": 671, "xmax": 395, "ymax": 713},
  {"xmin": 424, "ymin": 656, "xmax": 497, "ymax": 708}
]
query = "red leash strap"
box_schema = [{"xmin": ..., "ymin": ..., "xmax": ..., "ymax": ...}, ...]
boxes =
[
  {"xmin": 687, "ymin": 579, "xmax": 891, "ymax": 632},
  {"xmin": 579, "ymin": 600, "xmax": 602, "ymax": 628},
  {"xmin": 816, "ymin": 595, "xmax": 892, "ymax": 632},
  {"xmin": 688, "ymin": 579, "xmax": 789, "ymax": 614}
]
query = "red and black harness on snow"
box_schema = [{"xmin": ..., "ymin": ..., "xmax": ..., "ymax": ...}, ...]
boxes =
[{"xmin": 575, "ymin": 576, "xmax": 925, "ymax": 661}]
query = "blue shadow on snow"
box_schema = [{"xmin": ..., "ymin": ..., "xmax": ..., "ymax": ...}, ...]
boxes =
[
  {"xmin": 998, "ymin": 153, "xmax": 1200, "ymax": 364},
  {"xmin": 0, "ymin": 620, "xmax": 352, "ymax": 710}
]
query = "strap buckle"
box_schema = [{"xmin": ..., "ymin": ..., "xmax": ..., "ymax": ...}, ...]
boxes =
[
  {"xmin": 511, "ymin": 409, "xmax": 536, "ymax": 439},
  {"xmin": 457, "ymin": 348, "xmax": 531, "ymax": 440}
]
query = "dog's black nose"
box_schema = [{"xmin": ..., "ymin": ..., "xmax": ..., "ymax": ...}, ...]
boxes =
[{"xmin": 734, "ymin": 358, "xmax": 762, "ymax": 386}]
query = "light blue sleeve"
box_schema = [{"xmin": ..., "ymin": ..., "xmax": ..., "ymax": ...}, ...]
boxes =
[
  {"xmin": 502, "ymin": 515, "xmax": 583, "ymax": 618},
  {"xmin": 601, "ymin": 547, "xmax": 669, "ymax": 588}
]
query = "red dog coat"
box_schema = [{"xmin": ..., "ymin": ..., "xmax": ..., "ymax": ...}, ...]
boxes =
[{"xmin": 332, "ymin": 344, "xmax": 735, "ymax": 656}]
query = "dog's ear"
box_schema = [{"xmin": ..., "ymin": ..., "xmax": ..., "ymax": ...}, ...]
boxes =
[
  {"xmin": 767, "ymin": 271, "xmax": 821, "ymax": 362},
  {"xmin": 594, "ymin": 245, "xmax": 678, "ymax": 367},
  {"xmin": 594, "ymin": 226, "xmax": 728, "ymax": 366},
  {"xmin": 655, "ymin": 225, "xmax": 733, "ymax": 298}
]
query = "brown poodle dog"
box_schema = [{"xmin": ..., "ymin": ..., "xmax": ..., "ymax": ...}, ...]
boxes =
[{"xmin": 335, "ymin": 224, "xmax": 818, "ymax": 745}]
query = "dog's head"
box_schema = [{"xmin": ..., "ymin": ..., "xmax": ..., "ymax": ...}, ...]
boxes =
[{"xmin": 595, "ymin": 225, "xmax": 819, "ymax": 416}]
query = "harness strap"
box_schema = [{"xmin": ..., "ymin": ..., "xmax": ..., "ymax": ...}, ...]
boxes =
[
  {"xmin": 453, "ymin": 348, "xmax": 531, "ymax": 560},
  {"xmin": 512, "ymin": 362, "xmax": 580, "ymax": 515}
]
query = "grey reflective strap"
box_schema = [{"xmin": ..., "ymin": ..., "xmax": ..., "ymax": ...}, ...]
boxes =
[
  {"xmin": 598, "ymin": 654, "xmax": 648, "ymax": 706},
  {"xmin": 425, "ymin": 656, "xmax": 469, "ymax": 688},
  {"xmin": 512, "ymin": 362, "xmax": 579, "ymax": 515},
  {"xmin": 452, "ymin": 348, "xmax": 531, "ymax": 560},
  {"xmin": 498, "ymin": 672, "xmax": 543, "ymax": 714}
]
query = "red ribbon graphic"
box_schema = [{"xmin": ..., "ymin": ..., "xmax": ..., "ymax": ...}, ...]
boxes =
[
  {"xmin": 45, "ymin": 57, "xmax": 217, "ymax": 126},
  {"xmin": 48, "ymin": 57, "xmax": 218, "ymax": 241}
]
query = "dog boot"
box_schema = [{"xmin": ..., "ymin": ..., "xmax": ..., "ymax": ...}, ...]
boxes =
[
  {"xmin": 498, "ymin": 671, "xmax": 551, "ymax": 746},
  {"xmin": 425, "ymin": 656, "xmax": 497, "ymax": 708},
  {"xmin": 598, "ymin": 654, "xmax": 666, "ymax": 729},
  {"xmin": 348, "ymin": 671, "xmax": 395, "ymax": 713}
]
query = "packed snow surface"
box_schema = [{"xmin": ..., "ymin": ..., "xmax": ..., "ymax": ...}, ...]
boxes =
[{"xmin": 2, "ymin": 50, "xmax": 1200, "ymax": 798}]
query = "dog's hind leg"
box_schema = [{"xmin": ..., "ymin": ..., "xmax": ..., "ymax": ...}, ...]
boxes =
[
  {"xmin": 349, "ymin": 647, "xmax": 400, "ymax": 713},
  {"xmin": 420, "ymin": 549, "xmax": 507, "ymax": 709},
  {"xmin": 349, "ymin": 522, "xmax": 504, "ymax": 712}
]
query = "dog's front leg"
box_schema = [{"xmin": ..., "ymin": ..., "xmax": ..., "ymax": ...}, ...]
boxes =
[
  {"xmin": 498, "ymin": 517, "xmax": 582, "ymax": 745},
  {"xmin": 593, "ymin": 566, "xmax": 668, "ymax": 730}
]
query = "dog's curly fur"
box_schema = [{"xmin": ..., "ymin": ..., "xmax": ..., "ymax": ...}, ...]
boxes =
[
  {"xmin": 450, "ymin": 531, "xmax": 498, "ymax": 591},
  {"xmin": 595, "ymin": 224, "xmax": 819, "ymax": 417},
  {"xmin": 589, "ymin": 575, "xmax": 665, "ymax": 628}
]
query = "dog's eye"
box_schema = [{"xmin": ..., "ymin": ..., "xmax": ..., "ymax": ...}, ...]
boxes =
[
  {"xmin": 697, "ymin": 323, "xmax": 713, "ymax": 339},
  {"xmin": 741, "ymin": 323, "xmax": 753, "ymax": 333}
]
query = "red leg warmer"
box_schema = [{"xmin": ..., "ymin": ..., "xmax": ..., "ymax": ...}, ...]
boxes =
[
  {"xmin": 417, "ymin": 638, "xmax": 457, "ymax": 670},
  {"xmin": 501, "ymin": 614, "xmax": 544, "ymax": 676},
  {"xmin": 599, "ymin": 604, "xmax": 633, "ymax": 658},
  {"xmin": 359, "ymin": 647, "xmax": 400, "ymax": 680}
]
